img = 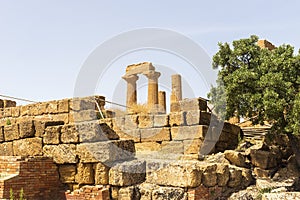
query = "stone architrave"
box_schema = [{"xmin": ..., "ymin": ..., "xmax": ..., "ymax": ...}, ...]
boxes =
[
  {"xmin": 143, "ymin": 70, "xmax": 161, "ymax": 108},
  {"xmin": 122, "ymin": 74, "xmax": 139, "ymax": 109}
]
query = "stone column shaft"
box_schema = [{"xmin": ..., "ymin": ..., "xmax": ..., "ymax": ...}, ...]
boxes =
[
  {"xmin": 158, "ymin": 91, "xmax": 166, "ymax": 113},
  {"xmin": 144, "ymin": 71, "xmax": 161, "ymax": 108},
  {"xmin": 122, "ymin": 74, "xmax": 139, "ymax": 109},
  {"xmin": 171, "ymin": 74, "xmax": 182, "ymax": 103}
]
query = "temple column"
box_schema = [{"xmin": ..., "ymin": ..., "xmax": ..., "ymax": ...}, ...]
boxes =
[
  {"xmin": 170, "ymin": 74, "xmax": 182, "ymax": 103},
  {"xmin": 144, "ymin": 70, "xmax": 161, "ymax": 108},
  {"xmin": 122, "ymin": 74, "xmax": 139, "ymax": 109},
  {"xmin": 158, "ymin": 91, "xmax": 166, "ymax": 113}
]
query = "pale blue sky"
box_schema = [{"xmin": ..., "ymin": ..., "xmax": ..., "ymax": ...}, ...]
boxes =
[{"xmin": 1, "ymin": 0, "xmax": 299, "ymax": 108}]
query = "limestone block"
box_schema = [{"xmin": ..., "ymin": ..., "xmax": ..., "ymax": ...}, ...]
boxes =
[
  {"xmin": 171, "ymin": 125, "xmax": 208, "ymax": 141},
  {"xmin": 218, "ymin": 131, "xmax": 239, "ymax": 144},
  {"xmin": 185, "ymin": 110, "xmax": 200, "ymax": 125},
  {"xmin": 183, "ymin": 139, "xmax": 203, "ymax": 154},
  {"xmin": 20, "ymin": 105, "xmax": 30, "ymax": 116},
  {"xmin": 187, "ymin": 185, "xmax": 222, "ymax": 200},
  {"xmin": 18, "ymin": 120, "xmax": 35, "ymax": 139},
  {"xmin": 250, "ymin": 149, "xmax": 278, "ymax": 169},
  {"xmin": 262, "ymin": 192, "xmax": 300, "ymax": 200},
  {"xmin": 76, "ymin": 140, "xmax": 135, "ymax": 163},
  {"xmin": 37, "ymin": 102, "xmax": 47, "ymax": 115},
  {"xmin": 146, "ymin": 160, "xmax": 202, "ymax": 187},
  {"xmin": 11, "ymin": 107, "xmax": 20, "ymax": 117},
  {"xmin": 0, "ymin": 99, "xmax": 3, "ymax": 108},
  {"xmin": 3, "ymin": 108, "xmax": 12, "ymax": 118},
  {"xmin": 169, "ymin": 112, "xmax": 186, "ymax": 126},
  {"xmin": 118, "ymin": 186, "xmax": 141, "ymax": 200},
  {"xmin": 253, "ymin": 167, "xmax": 276, "ymax": 178},
  {"xmin": 70, "ymin": 97, "xmax": 95, "ymax": 111},
  {"xmin": 4, "ymin": 124, "xmax": 19, "ymax": 141},
  {"xmin": 222, "ymin": 122, "xmax": 241, "ymax": 135},
  {"xmin": 94, "ymin": 162, "xmax": 110, "ymax": 185},
  {"xmin": 135, "ymin": 142, "xmax": 161, "ymax": 152},
  {"xmin": 179, "ymin": 98, "xmax": 207, "ymax": 111},
  {"xmin": 138, "ymin": 183, "xmax": 159, "ymax": 200},
  {"xmin": 99, "ymin": 123, "xmax": 119, "ymax": 140},
  {"xmin": 58, "ymin": 165, "xmax": 76, "ymax": 183},
  {"xmin": 109, "ymin": 160, "xmax": 146, "ymax": 186},
  {"xmin": 152, "ymin": 187, "xmax": 186, "ymax": 200},
  {"xmin": 43, "ymin": 126, "xmax": 61, "ymax": 144},
  {"xmin": 3, "ymin": 100, "xmax": 16, "ymax": 108},
  {"xmin": 43, "ymin": 144, "xmax": 77, "ymax": 164},
  {"xmin": 58, "ymin": 99, "xmax": 69, "ymax": 113},
  {"xmin": 161, "ymin": 141, "xmax": 184, "ymax": 154},
  {"xmin": 216, "ymin": 164, "xmax": 230, "ymax": 187},
  {"xmin": 0, "ymin": 126, "xmax": 4, "ymax": 142},
  {"xmin": 117, "ymin": 129, "xmax": 140, "ymax": 143},
  {"xmin": 140, "ymin": 128, "xmax": 171, "ymax": 142},
  {"xmin": 124, "ymin": 115, "xmax": 139, "ymax": 130},
  {"xmin": 112, "ymin": 116, "xmax": 125, "ymax": 132},
  {"xmin": 13, "ymin": 138, "xmax": 43, "ymax": 156},
  {"xmin": 153, "ymin": 114, "xmax": 169, "ymax": 128},
  {"xmin": 61, "ymin": 124, "xmax": 79, "ymax": 143},
  {"xmin": 76, "ymin": 121, "xmax": 114, "ymax": 142},
  {"xmin": 0, "ymin": 142, "xmax": 13, "ymax": 156},
  {"xmin": 228, "ymin": 167, "xmax": 243, "ymax": 188},
  {"xmin": 75, "ymin": 162, "xmax": 94, "ymax": 185},
  {"xmin": 46, "ymin": 101, "xmax": 58, "ymax": 114},
  {"xmin": 199, "ymin": 164, "xmax": 218, "ymax": 187},
  {"xmin": 242, "ymin": 168, "xmax": 254, "ymax": 187},
  {"xmin": 224, "ymin": 150, "xmax": 248, "ymax": 168},
  {"xmin": 70, "ymin": 110, "xmax": 97, "ymax": 122},
  {"xmin": 138, "ymin": 115, "xmax": 154, "ymax": 128}
]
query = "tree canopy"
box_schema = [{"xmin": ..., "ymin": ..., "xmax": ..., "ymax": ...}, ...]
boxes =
[{"xmin": 209, "ymin": 35, "xmax": 300, "ymax": 135}]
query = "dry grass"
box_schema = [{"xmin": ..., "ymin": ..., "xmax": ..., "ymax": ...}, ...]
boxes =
[{"xmin": 128, "ymin": 103, "xmax": 151, "ymax": 114}]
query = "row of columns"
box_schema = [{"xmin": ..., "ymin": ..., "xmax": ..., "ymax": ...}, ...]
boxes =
[{"xmin": 122, "ymin": 68, "xmax": 182, "ymax": 113}]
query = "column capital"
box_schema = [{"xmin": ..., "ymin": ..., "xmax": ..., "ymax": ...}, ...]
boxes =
[
  {"xmin": 122, "ymin": 74, "xmax": 139, "ymax": 82},
  {"xmin": 143, "ymin": 70, "xmax": 161, "ymax": 80}
]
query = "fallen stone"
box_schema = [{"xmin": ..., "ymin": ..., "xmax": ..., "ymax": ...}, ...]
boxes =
[
  {"xmin": 250, "ymin": 149, "xmax": 278, "ymax": 169},
  {"xmin": 262, "ymin": 192, "xmax": 300, "ymax": 200},
  {"xmin": 224, "ymin": 150, "xmax": 248, "ymax": 168}
]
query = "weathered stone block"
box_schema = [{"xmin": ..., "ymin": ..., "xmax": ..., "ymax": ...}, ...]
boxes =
[
  {"xmin": 216, "ymin": 164, "xmax": 230, "ymax": 187},
  {"xmin": 184, "ymin": 139, "xmax": 203, "ymax": 154},
  {"xmin": 179, "ymin": 98, "xmax": 207, "ymax": 111},
  {"xmin": 109, "ymin": 160, "xmax": 146, "ymax": 186},
  {"xmin": 140, "ymin": 128, "xmax": 171, "ymax": 142},
  {"xmin": 124, "ymin": 115, "xmax": 139, "ymax": 130},
  {"xmin": 77, "ymin": 121, "xmax": 110, "ymax": 142},
  {"xmin": 3, "ymin": 100, "xmax": 16, "ymax": 108},
  {"xmin": 61, "ymin": 124, "xmax": 79, "ymax": 143},
  {"xmin": 187, "ymin": 185, "xmax": 222, "ymax": 200},
  {"xmin": 171, "ymin": 125, "xmax": 208, "ymax": 141},
  {"xmin": 77, "ymin": 140, "xmax": 135, "ymax": 163},
  {"xmin": 99, "ymin": 123, "xmax": 119, "ymax": 140},
  {"xmin": 250, "ymin": 149, "xmax": 278, "ymax": 169},
  {"xmin": 70, "ymin": 110, "xmax": 97, "ymax": 122},
  {"xmin": 222, "ymin": 122, "xmax": 241, "ymax": 135},
  {"xmin": 138, "ymin": 183, "xmax": 158, "ymax": 200},
  {"xmin": 58, "ymin": 99, "xmax": 69, "ymax": 113},
  {"xmin": 19, "ymin": 120, "xmax": 35, "ymax": 138},
  {"xmin": 43, "ymin": 126, "xmax": 61, "ymax": 144},
  {"xmin": 75, "ymin": 163, "xmax": 94, "ymax": 185},
  {"xmin": 4, "ymin": 124, "xmax": 19, "ymax": 141},
  {"xmin": 11, "ymin": 107, "xmax": 20, "ymax": 117},
  {"xmin": 153, "ymin": 114, "xmax": 169, "ymax": 128},
  {"xmin": 112, "ymin": 116, "xmax": 125, "ymax": 132},
  {"xmin": 13, "ymin": 138, "xmax": 43, "ymax": 156},
  {"xmin": 146, "ymin": 160, "xmax": 202, "ymax": 187},
  {"xmin": 169, "ymin": 112, "xmax": 186, "ymax": 126},
  {"xmin": 152, "ymin": 186, "xmax": 186, "ymax": 200},
  {"xmin": 117, "ymin": 129, "xmax": 140, "ymax": 143},
  {"xmin": 58, "ymin": 165, "xmax": 76, "ymax": 183},
  {"xmin": 118, "ymin": 186, "xmax": 141, "ymax": 200},
  {"xmin": 138, "ymin": 115, "xmax": 154, "ymax": 128},
  {"xmin": 46, "ymin": 101, "xmax": 58, "ymax": 114},
  {"xmin": 70, "ymin": 97, "xmax": 95, "ymax": 111},
  {"xmin": 161, "ymin": 141, "xmax": 184, "ymax": 154},
  {"xmin": 185, "ymin": 110, "xmax": 201, "ymax": 126},
  {"xmin": 43, "ymin": 144, "xmax": 77, "ymax": 164},
  {"xmin": 135, "ymin": 142, "xmax": 161, "ymax": 152},
  {"xmin": 0, "ymin": 142, "xmax": 13, "ymax": 156},
  {"xmin": 94, "ymin": 162, "xmax": 110, "ymax": 185},
  {"xmin": 228, "ymin": 167, "xmax": 243, "ymax": 188},
  {"xmin": 224, "ymin": 150, "xmax": 248, "ymax": 168},
  {"xmin": 199, "ymin": 164, "xmax": 218, "ymax": 187}
]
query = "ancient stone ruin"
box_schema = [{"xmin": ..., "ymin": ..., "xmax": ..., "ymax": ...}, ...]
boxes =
[{"xmin": 0, "ymin": 61, "xmax": 299, "ymax": 200}]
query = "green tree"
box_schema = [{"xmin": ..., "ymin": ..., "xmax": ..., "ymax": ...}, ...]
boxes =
[{"xmin": 209, "ymin": 35, "xmax": 300, "ymax": 165}]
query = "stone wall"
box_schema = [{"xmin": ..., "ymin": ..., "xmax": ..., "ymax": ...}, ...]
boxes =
[{"xmin": 0, "ymin": 96, "xmax": 243, "ymax": 199}]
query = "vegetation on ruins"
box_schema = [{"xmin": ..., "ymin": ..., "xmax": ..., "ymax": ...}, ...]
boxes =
[{"xmin": 209, "ymin": 35, "xmax": 300, "ymax": 165}]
